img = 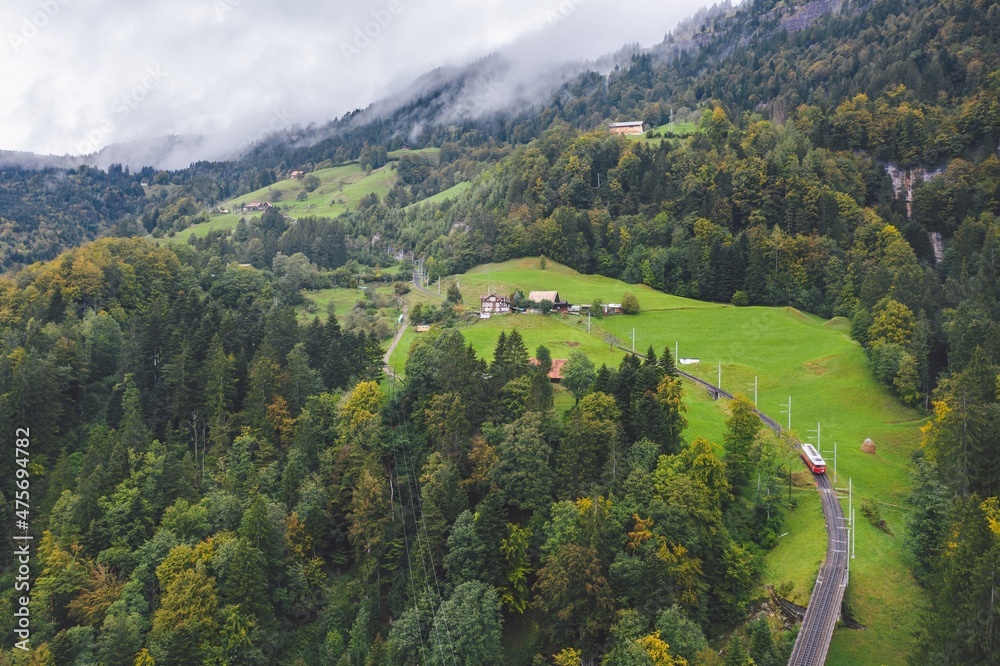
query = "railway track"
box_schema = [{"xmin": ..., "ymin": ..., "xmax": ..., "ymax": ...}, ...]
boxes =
[
  {"xmin": 669, "ymin": 365, "xmax": 848, "ymax": 665},
  {"xmin": 788, "ymin": 472, "xmax": 848, "ymax": 665}
]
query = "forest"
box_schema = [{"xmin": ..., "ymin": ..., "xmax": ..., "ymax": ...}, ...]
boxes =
[
  {"xmin": 0, "ymin": 236, "xmax": 790, "ymax": 665},
  {"xmin": 0, "ymin": 0, "xmax": 999, "ymax": 663}
]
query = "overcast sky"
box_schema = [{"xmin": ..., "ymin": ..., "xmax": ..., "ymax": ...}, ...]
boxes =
[{"xmin": 2, "ymin": 0, "xmax": 712, "ymax": 164}]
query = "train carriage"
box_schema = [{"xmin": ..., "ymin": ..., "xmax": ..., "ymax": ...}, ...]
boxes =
[{"xmin": 800, "ymin": 443, "xmax": 826, "ymax": 474}]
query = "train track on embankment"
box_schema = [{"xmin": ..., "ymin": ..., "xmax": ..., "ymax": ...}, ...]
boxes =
[
  {"xmin": 675, "ymin": 368, "xmax": 847, "ymax": 666},
  {"xmin": 615, "ymin": 347, "xmax": 848, "ymax": 665}
]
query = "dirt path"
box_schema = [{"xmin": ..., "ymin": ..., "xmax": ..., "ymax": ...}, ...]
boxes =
[{"xmin": 383, "ymin": 306, "xmax": 408, "ymax": 378}]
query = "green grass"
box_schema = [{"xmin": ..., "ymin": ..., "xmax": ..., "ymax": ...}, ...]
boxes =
[
  {"xmin": 628, "ymin": 121, "xmax": 700, "ymax": 144},
  {"xmin": 762, "ymin": 487, "xmax": 828, "ymax": 606},
  {"xmin": 388, "ymin": 147, "xmax": 440, "ymax": 162},
  {"xmin": 300, "ymin": 287, "xmax": 369, "ymax": 317},
  {"xmin": 826, "ymin": 499, "xmax": 922, "ymax": 665},
  {"xmin": 168, "ymin": 163, "xmax": 398, "ymax": 242},
  {"xmin": 166, "ymin": 148, "xmax": 445, "ymax": 243},
  {"xmin": 406, "ymin": 181, "xmax": 470, "ymax": 209},
  {"xmin": 461, "ymin": 313, "xmax": 627, "ymax": 366},
  {"xmin": 406, "ymin": 258, "xmax": 926, "ymax": 665},
  {"xmin": 454, "ymin": 257, "xmax": 719, "ymax": 312}
]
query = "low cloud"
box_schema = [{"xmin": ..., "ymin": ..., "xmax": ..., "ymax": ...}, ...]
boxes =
[{"xmin": 1, "ymin": 0, "xmax": 712, "ymax": 168}]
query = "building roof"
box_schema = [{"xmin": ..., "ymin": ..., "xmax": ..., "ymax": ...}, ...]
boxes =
[
  {"xmin": 529, "ymin": 357, "xmax": 567, "ymax": 380},
  {"xmin": 481, "ymin": 294, "xmax": 511, "ymax": 302},
  {"xmin": 528, "ymin": 290, "xmax": 560, "ymax": 303},
  {"xmin": 610, "ymin": 121, "xmax": 645, "ymax": 127}
]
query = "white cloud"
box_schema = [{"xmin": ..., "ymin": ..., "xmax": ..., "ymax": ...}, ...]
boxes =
[{"xmin": 0, "ymin": 0, "xmax": 709, "ymax": 165}]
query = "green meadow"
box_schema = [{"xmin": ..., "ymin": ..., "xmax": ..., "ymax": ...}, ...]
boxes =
[
  {"xmin": 170, "ymin": 163, "xmax": 397, "ymax": 242},
  {"xmin": 406, "ymin": 180, "xmax": 471, "ymax": 209},
  {"xmin": 628, "ymin": 121, "xmax": 700, "ymax": 144},
  {"xmin": 391, "ymin": 258, "xmax": 924, "ymax": 665},
  {"xmin": 168, "ymin": 146, "xmax": 453, "ymax": 243}
]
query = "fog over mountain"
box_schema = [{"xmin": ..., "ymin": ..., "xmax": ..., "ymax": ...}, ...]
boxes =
[{"xmin": 1, "ymin": 0, "xmax": 716, "ymax": 169}]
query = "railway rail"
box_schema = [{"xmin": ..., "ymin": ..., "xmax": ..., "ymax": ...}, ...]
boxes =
[{"xmin": 668, "ymin": 364, "xmax": 848, "ymax": 665}]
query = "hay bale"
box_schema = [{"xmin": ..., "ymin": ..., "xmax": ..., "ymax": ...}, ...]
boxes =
[{"xmin": 861, "ymin": 438, "xmax": 876, "ymax": 455}]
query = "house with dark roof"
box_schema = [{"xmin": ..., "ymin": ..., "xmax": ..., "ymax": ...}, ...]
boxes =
[{"xmin": 480, "ymin": 294, "xmax": 512, "ymax": 316}]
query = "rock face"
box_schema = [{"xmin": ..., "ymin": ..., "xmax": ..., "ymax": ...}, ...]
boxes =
[{"xmin": 861, "ymin": 439, "xmax": 876, "ymax": 454}]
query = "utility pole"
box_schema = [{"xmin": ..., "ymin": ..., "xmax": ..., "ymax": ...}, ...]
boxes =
[
  {"xmin": 747, "ymin": 375, "xmax": 758, "ymax": 406},
  {"xmin": 846, "ymin": 524, "xmax": 851, "ymax": 577},
  {"xmin": 437, "ymin": 277, "xmax": 441, "ymax": 296},
  {"xmin": 780, "ymin": 396, "xmax": 792, "ymax": 431},
  {"xmin": 808, "ymin": 422, "xmax": 821, "ymax": 454},
  {"xmin": 851, "ymin": 506, "xmax": 856, "ymax": 559}
]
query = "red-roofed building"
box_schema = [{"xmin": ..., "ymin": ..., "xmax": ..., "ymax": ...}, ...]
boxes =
[{"xmin": 529, "ymin": 357, "xmax": 567, "ymax": 382}]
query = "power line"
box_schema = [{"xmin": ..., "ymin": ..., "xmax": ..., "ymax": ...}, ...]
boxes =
[
  {"xmin": 399, "ymin": 431, "xmax": 460, "ymax": 666},
  {"xmin": 390, "ymin": 447, "xmax": 429, "ymax": 666},
  {"xmin": 386, "ymin": 368, "xmax": 456, "ymax": 665}
]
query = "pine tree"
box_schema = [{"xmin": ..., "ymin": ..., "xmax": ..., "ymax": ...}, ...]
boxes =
[
  {"xmin": 202, "ymin": 334, "xmax": 236, "ymax": 453},
  {"xmin": 117, "ymin": 373, "xmax": 149, "ymax": 455},
  {"xmin": 660, "ymin": 346, "xmax": 678, "ymax": 377}
]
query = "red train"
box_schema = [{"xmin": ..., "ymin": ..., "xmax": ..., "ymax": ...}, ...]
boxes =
[{"xmin": 800, "ymin": 443, "xmax": 826, "ymax": 474}]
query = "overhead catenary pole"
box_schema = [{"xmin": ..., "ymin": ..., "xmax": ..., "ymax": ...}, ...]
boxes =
[
  {"xmin": 846, "ymin": 525, "xmax": 851, "ymax": 576},
  {"xmin": 852, "ymin": 507, "xmax": 856, "ymax": 559},
  {"xmin": 834, "ymin": 441, "xmax": 838, "ymax": 483},
  {"xmin": 780, "ymin": 396, "xmax": 792, "ymax": 431},
  {"xmin": 675, "ymin": 341, "xmax": 679, "ymax": 364},
  {"xmin": 809, "ymin": 422, "xmax": 822, "ymax": 458},
  {"xmin": 748, "ymin": 375, "xmax": 758, "ymax": 406},
  {"xmin": 632, "ymin": 328, "xmax": 636, "ymax": 353},
  {"xmin": 588, "ymin": 312, "xmax": 591, "ymax": 334},
  {"xmin": 717, "ymin": 362, "xmax": 722, "ymax": 389}
]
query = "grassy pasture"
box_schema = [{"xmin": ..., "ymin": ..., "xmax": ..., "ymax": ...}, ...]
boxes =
[
  {"xmin": 170, "ymin": 163, "xmax": 397, "ymax": 242},
  {"xmin": 392, "ymin": 258, "xmax": 926, "ymax": 665},
  {"xmin": 628, "ymin": 121, "xmax": 700, "ymax": 144},
  {"xmin": 168, "ymin": 147, "xmax": 465, "ymax": 243},
  {"xmin": 406, "ymin": 180, "xmax": 471, "ymax": 209}
]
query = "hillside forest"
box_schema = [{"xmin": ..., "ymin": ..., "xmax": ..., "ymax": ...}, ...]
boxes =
[{"xmin": 0, "ymin": 0, "xmax": 999, "ymax": 664}]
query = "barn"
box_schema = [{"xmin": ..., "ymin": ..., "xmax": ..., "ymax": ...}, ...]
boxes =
[
  {"xmin": 528, "ymin": 291, "xmax": 570, "ymax": 312},
  {"xmin": 609, "ymin": 121, "xmax": 646, "ymax": 136}
]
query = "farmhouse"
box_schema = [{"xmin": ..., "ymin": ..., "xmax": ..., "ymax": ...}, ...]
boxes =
[
  {"xmin": 527, "ymin": 290, "xmax": 571, "ymax": 312},
  {"xmin": 609, "ymin": 121, "xmax": 646, "ymax": 136},
  {"xmin": 415, "ymin": 325, "xmax": 431, "ymax": 333},
  {"xmin": 243, "ymin": 202, "xmax": 271, "ymax": 212},
  {"xmin": 290, "ymin": 170, "xmax": 305, "ymax": 179},
  {"xmin": 480, "ymin": 294, "xmax": 512, "ymax": 316}
]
